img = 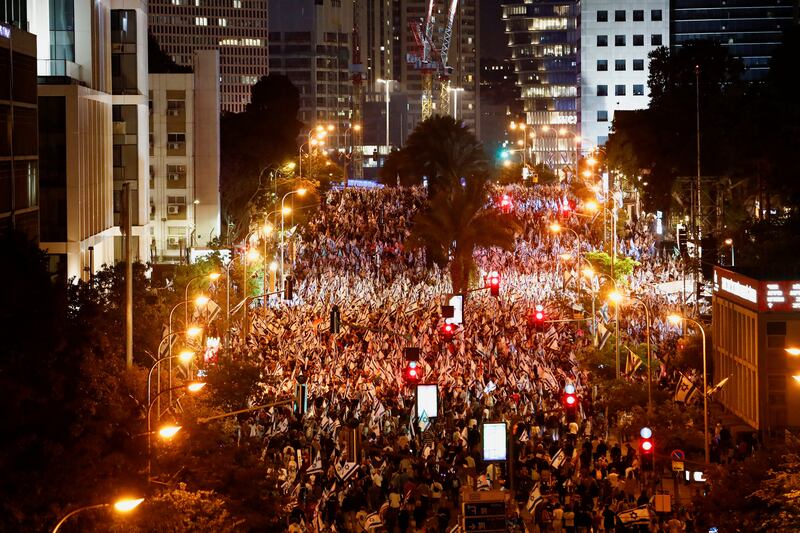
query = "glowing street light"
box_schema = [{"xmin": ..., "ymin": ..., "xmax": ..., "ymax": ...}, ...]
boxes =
[
  {"xmin": 786, "ymin": 347, "xmax": 800, "ymax": 357},
  {"xmin": 208, "ymin": 272, "xmax": 221, "ymax": 281},
  {"xmin": 584, "ymin": 200, "xmax": 599, "ymax": 212},
  {"xmin": 549, "ymin": 222, "xmax": 562, "ymax": 233},
  {"xmin": 178, "ymin": 349, "xmax": 194, "ymax": 365},
  {"xmin": 194, "ymin": 294, "xmax": 209, "ymax": 307},
  {"xmin": 157, "ymin": 424, "xmax": 182, "ymax": 439},
  {"xmin": 52, "ymin": 498, "xmax": 145, "ymax": 532},
  {"xmin": 187, "ymin": 381, "xmax": 207, "ymax": 393}
]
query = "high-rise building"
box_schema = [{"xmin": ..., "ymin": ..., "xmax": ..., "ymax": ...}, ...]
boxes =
[
  {"xmin": 148, "ymin": 0, "xmax": 268, "ymax": 113},
  {"xmin": 32, "ymin": 0, "xmax": 150, "ymax": 280},
  {"xmin": 268, "ymin": 0, "xmax": 353, "ymax": 147},
  {"xmin": 671, "ymin": 0, "xmax": 795, "ymax": 81},
  {"xmin": 502, "ymin": 0, "xmax": 579, "ymax": 169},
  {"xmin": 480, "ymin": 57, "xmax": 521, "ymax": 151},
  {"xmin": 579, "ymin": 0, "xmax": 669, "ymax": 148},
  {"xmin": 396, "ymin": 0, "xmax": 480, "ymax": 138},
  {"xmin": 0, "ymin": 19, "xmax": 39, "ymax": 242},
  {"xmin": 149, "ymin": 49, "xmax": 221, "ymax": 261}
]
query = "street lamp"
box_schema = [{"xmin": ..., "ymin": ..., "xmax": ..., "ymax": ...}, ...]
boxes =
[
  {"xmin": 609, "ymin": 293, "xmax": 653, "ymax": 416},
  {"xmin": 449, "ymin": 86, "xmax": 464, "ymax": 120},
  {"xmin": 724, "ymin": 238, "xmax": 735, "ymax": 266},
  {"xmin": 157, "ymin": 424, "xmax": 182, "ymax": 439},
  {"xmin": 343, "ymin": 123, "xmax": 362, "ymax": 187},
  {"xmin": 150, "ymin": 327, "xmax": 203, "ymax": 414},
  {"xmin": 147, "ymin": 382, "xmax": 207, "ymax": 480},
  {"xmin": 668, "ymin": 313, "xmax": 709, "ymax": 464},
  {"xmin": 786, "ymin": 347, "xmax": 800, "ymax": 357},
  {"xmin": 377, "ymin": 79, "xmax": 394, "ymax": 150},
  {"xmin": 280, "ymin": 189, "xmax": 307, "ymax": 285},
  {"xmin": 52, "ymin": 498, "xmax": 144, "ymax": 532},
  {"xmin": 549, "ymin": 222, "xmax": 582, "ymax": 292},
  {"xmin": 184, "ymin": 272, "xmax": 222, "ymax": 329}
]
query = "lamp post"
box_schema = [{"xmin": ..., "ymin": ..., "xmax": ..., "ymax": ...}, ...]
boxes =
[
  {"xmin": 540, "ymin": 126, "xmax": 581, "ymax": 180},
  {"xmin": 280, "ymin": 189, "xmax": 307, "ymax": 285},
  {"xmin": 449, "ymin": 86, "xmax": 464, "ymax": 120},
  {"xmin": 149, "ymin": 328, "xmax": 203, "ymax": 414},
  {"xmin": 343, "ymin": 123, "xmax": 362, "ymax": 187},
  {"xmin": 549, "ymin": 222, "xmax": 582, "ymax": 292},
  {"xmin": 376, "ymin": 79, "xmax": 393, "ymax": 150},
  {"xmin": 724, "ymin": 238, "xmax": 735, "ymax": 266},
  {"xmin": 183, "ymin": 272, "xmax": 220, "ymax": 332},
  {"xmin": 668, "ymin": 314, "xmax": 709, "ymax": 464},
  {"xmin": 52, "ymin": 498, "xmax": 144, "ymax": 533},
  {"xmin": 610, "ymin": 294, "xmax": 653, "ymax": 415},
  {"xmin": 242, "ymin": 246, "xmax": 260, "ymax": 341},
  {"xmin": 592, "ymin": 273, "xmax": 620, "ymax": 378},
  {"xmin": 146, "ymin": 382, "xmax": 206, "ymax": 480}
]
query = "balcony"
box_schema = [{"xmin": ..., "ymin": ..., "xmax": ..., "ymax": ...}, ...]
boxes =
[{"xmin": 37, "ymin": 60, "xmax": 82, "ymax": 81}]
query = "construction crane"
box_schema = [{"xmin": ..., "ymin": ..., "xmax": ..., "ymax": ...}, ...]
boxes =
[
  {"xmin": 408, "ymin": 0, "xmax": 438, "ymax": 120},
  {"xmin": 349, "ymin": 0, "xmax": 364, "ymax": 181},
  {"xmin": 438, "ymin": 0, "xmax": 459, "ymax": 117}
]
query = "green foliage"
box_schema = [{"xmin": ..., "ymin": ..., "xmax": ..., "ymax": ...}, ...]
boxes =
[
  {"xmin": 408, "ymin": 178, "xmax": 520, "ymax": 293},
  {"xmin": 584, "ymin": 250, "xmax": 639, "ymax": 285},
  {"xmin": 111, "ymin": 484, "xmax": 245, "ymax": 532},
  {"xmin": 695, "ymin": 446, "xmax": 800, "ymax": 532},
  {"xmin": 204, "ymin": 357, "xmax": 266, "ymax": 412},
  {"xmin": 379, "ymin": 116, "xmax": 488, "ymax": 196}
]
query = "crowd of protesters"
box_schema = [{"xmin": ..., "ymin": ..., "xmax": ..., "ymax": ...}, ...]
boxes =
[{"xmin": 225, "ymin": 184, "xmax": 709, "ymax": 532}]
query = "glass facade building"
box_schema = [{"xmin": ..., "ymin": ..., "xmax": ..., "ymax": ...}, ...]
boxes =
[{"xmin": 671, "ymin": 0, "xmax": 795, "ymax": 80}]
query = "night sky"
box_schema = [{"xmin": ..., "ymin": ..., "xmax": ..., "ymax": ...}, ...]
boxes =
[{"xmin": 480, "ymin": 0, "xmax": 507, "ymax": 59}]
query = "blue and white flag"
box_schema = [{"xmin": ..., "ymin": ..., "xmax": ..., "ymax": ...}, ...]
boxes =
[
  {"xmin": 306, "ymin": 451, "xmax": 324, "ymax": 476},
  {"xmin": 526, "ymin": 482, "xmax": 543, "ymax": 514},
  {"xmin": 364, "ymin": 511, "xmax": 383, "ymax": 530},
  {"xmin": 550, "ymin": 449, "xmax": 566, "ymax": 469},
  {"xmin": 418, "ymin": 410, "xmax": 430, "ymax": 433},
  {"xmin": 335, "ymin": 461, "xmax": 359, "ymax": 482},
  {"xmin": 617, "ymin": 505, "xmax": 651, "ymax": 525}
]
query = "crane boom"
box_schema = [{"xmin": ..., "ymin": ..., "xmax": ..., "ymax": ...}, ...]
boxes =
[{"xmin": 438, "ymin": 0, "xmax": 459, "ymax": 116}]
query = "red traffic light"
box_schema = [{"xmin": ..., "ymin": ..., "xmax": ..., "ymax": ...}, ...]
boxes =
[
  {"xmin": 487, "ymin": 271, "xmax": 501, "ymax": 296},
  {"xmin": 441, "ymin": 323, "xmax": 455, "ymax": 340},
  {"xmin": 404, "ymin": 361, "xmax": 422, "ymax": 383},
  {"xmin": 641, "ymin": 440, "xmax": 653, "ymax": 453},
  {"xmin": 499, "ymin": 194, "xmax": 513, "ymax": 214},
  {"xmin": 535, "ymin": 311, "xmax": 544, "ymax": 321},
  {"xmin": 562, "ymin": 392, "xmax": 578, "ymax": 409}
]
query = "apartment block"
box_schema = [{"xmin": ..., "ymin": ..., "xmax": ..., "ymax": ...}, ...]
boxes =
[
  {"xmin": 32, "ymin": 0, "xmax": 150, "ymax": 280},
  {"xmin": 148, "ymin": 0, "xmax": 268, "ymax": 113},
  {"xmin": 580, "ymin": 0, "xmax": 669, "ymax": 148},
  {"xmin": 149, "ymin": 49, "xmax": 221, "ymax": 261},
  {"xmin": 268, "ymin": 0, "xmax": 353, "ymax": 147},
  {"xmin": 0, "ymin": 20, "xmax": 39, "ymax": 242}
]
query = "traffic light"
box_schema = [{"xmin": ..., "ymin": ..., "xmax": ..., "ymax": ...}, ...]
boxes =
[
  {"xmin": 639, "ymin": 426, "xmax": 654, "ymax": 457},
  {"xmin": 404, "ymin": 360, "xmax": 422, "ymax": 384},
  {"xmin": 487, "ymin": 271, "xmax": 500, "ymax": 297},
  {"xmin": 330, "ymin": 305, "xmax": 341, "ymax": 333},
  {"xmin": 499, "ymin": 194, "xmax": 513, "ymax": 214},
  {"xmin": 562, "ymin": 384, "xmax": 578, "ymax": 422},
  {"xmin": 440, "ymin": 322, "xmax": 455, "ymax": 341},
  {"xmin": 284, "ymin": 277, "xmax": 294, "ymax": 300},
  {"xmin": 530, "ymin": 305, "xmax": 545, "ymax": 324}
]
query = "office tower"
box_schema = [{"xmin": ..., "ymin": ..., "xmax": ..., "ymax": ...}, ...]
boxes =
[
  {"xmin": 480, "ymin": 57, "xmax": 521, "ymax": 152},
  {"xmin": 32, "ymin": 0, "xmax": 150, "ymax": 281},
  {"xmin": 268, "ymin": 0, "xmax": 353, "ymax": 148},
  {"xmin": 671, "ymin": 0, "xmax": 795, "ymax": 81},
  {"xmin": 396, "ymin": 0, "xmax": 480, "ymax": 138},
  {"xmin": 149, "ymin": 49, "xmax": 221, "ymax": 261},
  {"xmin": 580, "ymin": 0, "xmax": 669, "ymax": 148},
  {"xmin": 502, "ymin": 0, "xmax": 579, "ymax": 170},
  {"xmin": 0, "ymin": 18, "xmax": 39, "ymax": 242},
  {"xmin": 148, "ymin": 0, "xmax": 268, "ymax": 113}
]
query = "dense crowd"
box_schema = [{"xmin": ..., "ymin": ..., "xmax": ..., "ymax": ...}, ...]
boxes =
[{"xmin": 230, "ymin": 184, "xmax": 705, "ymax": 532}]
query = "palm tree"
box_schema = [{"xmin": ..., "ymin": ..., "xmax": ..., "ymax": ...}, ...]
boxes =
[
  {"xmin": 394, "ymin": 116, "xmax": 488, "ymax": 196},
  {"xmin": 409, "ymin": 178, "xmax": 519, "ymax": 294}
]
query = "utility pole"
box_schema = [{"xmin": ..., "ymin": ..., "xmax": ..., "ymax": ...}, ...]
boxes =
[
  {"xmin": 694, "ymin": 65, "xmax": 701, "ymax": 315},
  {"xmin": 122, "ymin": 182, "xmax": 134, "ymax": 369}
]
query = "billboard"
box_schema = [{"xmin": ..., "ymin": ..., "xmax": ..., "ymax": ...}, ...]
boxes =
[
  {"xmin": 416, "ymin": 384, "xmax": 438, "ymax": 418},
  {"xmin": 482, "ymin": 423, "xmax": 507, "ymax": 461}
]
